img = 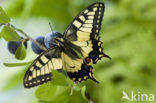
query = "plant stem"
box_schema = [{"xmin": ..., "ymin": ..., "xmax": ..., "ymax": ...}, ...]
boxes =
[
  {"xmin": 0, "ymin": 23, "xmax": 5, "ymax": 27},
  {"xmin": 8, "ymin": 23, "xmax": 47, "ymax": 51}
]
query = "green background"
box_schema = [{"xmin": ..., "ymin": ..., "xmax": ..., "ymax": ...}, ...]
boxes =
[{"xmin": 0, "ymin": 0, "xmax": 156, "ymax": 103}]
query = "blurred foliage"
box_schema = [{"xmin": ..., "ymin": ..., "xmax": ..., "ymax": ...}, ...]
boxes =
[
  {"xmin": 0, "ymin": 65, "xmax": 29, "ymax": 92},
  {"xmin": 0, "ymin": 6, "xmax": 10, "ymax": 23},
  {"xmin": 0, "ymin": 0, "xmax": 156, "ymax": 103}
]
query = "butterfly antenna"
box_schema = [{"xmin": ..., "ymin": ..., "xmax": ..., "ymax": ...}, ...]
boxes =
[{"xmin": 49, "ymin": 22, "xmax": 54, "ymax": 33}]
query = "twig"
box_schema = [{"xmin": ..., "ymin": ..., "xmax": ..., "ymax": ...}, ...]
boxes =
[
  {"xmin": 0, "ymin": 23, "xmax": 5, "ymax": 27},
  {"xmin": 8, "ymin": 23, "xmax": 47, "ymax": 51},
  {"xmin": 85, "ymin": 92, "xmax": 94, "ymax": 103}
]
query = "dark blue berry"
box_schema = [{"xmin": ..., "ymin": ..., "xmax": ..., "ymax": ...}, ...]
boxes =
[
  {"xmin": 8, "ymin": 41, "xmax": 27, "ymax": 54},
  {"xmin": 44, "ymin": 31, "xmax": 62, "ymax": 48},
  {"xmin": 31, "ymin": 36, "xmax": 46, "ymax": 54}
]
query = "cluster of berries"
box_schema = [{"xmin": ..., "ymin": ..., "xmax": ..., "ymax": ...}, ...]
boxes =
[{"xmin": 8, "ymin": 32, "xmax": 62, "ymax": 55}]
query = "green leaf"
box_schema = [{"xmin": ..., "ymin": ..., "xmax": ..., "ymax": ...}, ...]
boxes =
[
  {"xmin": 15, "ymin": 43, "xmax": 26, "ymax": 60},
  {"xmin": 38, "ymin": 86, "xmax": 71, "ymax": 103},
  {"xmin": 0, "ymin": 6, "xmax": 10, "ymax": 23},
  {"xmin": 35, "ymin": 82, "xmax": 56, "ymax": 101},
  {"xmin": 73, "ymin": 84, "xmax": 81, "ymax": 91},
  {"xmin": 3, "ymin": 61, "xmax": 32, "ymax": 67},
  {"xmin": 0, "ymin": 25, "xmax": 21, "ymax": 41},
  {"xmin": 81, "ymin": 86, "xmax": 88, "ymax": 102},
  {"xmin": 70, "ymin": 84, "xmax": 81, "ymax": 96},
  {"xmin": 51, "ymin": 70, "xmax": 69, "ymax": 86},
  {"xmin": 50, "ymin": 91, "xmax": 70, "ymax": 103}
]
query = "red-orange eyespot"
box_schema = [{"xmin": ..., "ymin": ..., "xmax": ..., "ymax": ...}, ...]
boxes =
[{"xmin": 85, "ymin": 57, "xmax": 91, "ymax": 64}]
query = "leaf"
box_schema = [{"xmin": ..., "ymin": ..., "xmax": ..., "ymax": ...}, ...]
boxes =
[
  {"xmin": 70, "ymin": 84, "xmax": 81, "ymax": 96},
  {"xmin": 51, "ymin": 91, "xmax": 70, "ymax": 103},
  {"xmin": 51, "ymin": 70, "xmax": 69, "ymax": 86},
  {"xmin": 0, "ymin": 6, "xmax": 10, "ymax": 23},
  {"xmin": 15, "ymin": 43, "xmax": 26, "ymax": 60},
  {"xmin": 3, "ymin": 61, "xmax": 32, "ymax": 67},
  {"xmin": 38, "ymin": 86, "xmax": 71, "ymax": 103},
  {"xmin": 73, "ymin": 84, "xmax": 81, "ymax": 91},
  {"xmin": 35, "ymin": 82, "xmax": 56, "ymax": 101},
  {"xmin": 0, "ymin": 25, "xmax": 21, "ymax": 41},
  {"xmin": 81, "ymin": 86, "xmax": 88, "ymax": 102}
]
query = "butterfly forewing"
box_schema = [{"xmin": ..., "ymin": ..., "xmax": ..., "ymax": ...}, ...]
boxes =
[
  {"xmin": 64, "ymin": 2, "xmax": 109, "ymax": 64},
  {"xmin": 24, "ymin": 46, "xmax": 62, "ymax": 88}
]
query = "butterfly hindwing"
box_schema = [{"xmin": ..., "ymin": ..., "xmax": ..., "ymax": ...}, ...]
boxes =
[
  {"xmin": 67, "ymin": 63, "xmax": 99, "ymax": 83},
  {"xmin": 24, "ymin": 46, "xmax": 62, "ymax": 88},
  {"xmin": 64, "ymin": 2, "xmax": 110, "ymax": 64},
  {"xmin": 61, "ymin": 47, "xmax": 98, "ymax": 83}
]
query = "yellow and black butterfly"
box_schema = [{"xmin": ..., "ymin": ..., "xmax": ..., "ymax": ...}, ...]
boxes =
[{"xmin": 24, "ymin": 2, "xmax": 110, "ymax": 88}]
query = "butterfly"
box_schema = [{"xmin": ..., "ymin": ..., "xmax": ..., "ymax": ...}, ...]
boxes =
[{"xmin": 24, "ymin": 2, "xmax": 110, "ymax": 88}]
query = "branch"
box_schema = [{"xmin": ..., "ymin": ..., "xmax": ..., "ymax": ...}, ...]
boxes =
[
  {"xmin": 8, "ymin": 23, "xmax": 47, "ymax": 51},
  {"xmin": 0, "ymin": 23, "xmax": 5, "ymax": 27},
  {"xmin": 85, "ymin": 92, "xmax": 94, "ymax": 103}
]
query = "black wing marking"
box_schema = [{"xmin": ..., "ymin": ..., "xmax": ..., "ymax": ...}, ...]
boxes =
[
  {"xmin": 63, "ymin": 2, "xmax": 110, "ymax": 64},
  {"xmin": 24, "ymin": 46, "xmax": 62, "ymax": 88},
  {"xmin": 67, "ymin": 64, "xmax": 99, "ymax": 83},
  {"xmin": 61, "ymin": 47, "xmax": 98, "ymax": 83}
]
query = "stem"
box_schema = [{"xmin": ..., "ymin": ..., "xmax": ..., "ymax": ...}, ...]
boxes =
[
  {"xmin": 85, "ymin": 92, "xmax": 94, "ymax": 103},
  {"xmin": 8, "ymin": 23, "xmax": 47, "ymax": 51},
  {"xmin": 0, "ymin": 23, "xmax": 5, "ymax": 27},
  {"xmin": 70, "ymin": 85, "xmax": 74, "ymax": 96}
]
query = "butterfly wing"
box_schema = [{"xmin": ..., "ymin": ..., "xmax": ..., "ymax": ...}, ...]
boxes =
[
  {"xmin": 24, "ymin": 46, "xmax": 62, "ymax": 88},
  {"xmin": 61, "ymin": 46, "xmax": 99, "ymax": 83},
  {"xmin": 63, "ymin": 2, "xmax": 110, "ymax": 64}
]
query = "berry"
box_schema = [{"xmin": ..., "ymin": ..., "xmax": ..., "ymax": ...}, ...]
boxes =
[
  {"xmin": 44, "ymin": 31, "xmax": 62, "ymax": 48},
  {"xmin": 31, "ymin": 36, "xmax": 46, "ymax": 54},
  {"xmin": 8, "ymin": 40, "xmax": 27, "ymax": 54}
]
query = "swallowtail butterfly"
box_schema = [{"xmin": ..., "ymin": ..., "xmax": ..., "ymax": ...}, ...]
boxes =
[{"xmin": 24, "ymin": 2, "xmax": 110, "ymax": 88}]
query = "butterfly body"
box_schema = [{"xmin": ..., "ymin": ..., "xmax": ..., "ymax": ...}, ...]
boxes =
[
  {"xmin": 24, "ymin": 2, "xmax": 110, "ymax": 88},
  {"xmin": 44, "ymin": 31, "xmax": 62, "ymax": 48}
]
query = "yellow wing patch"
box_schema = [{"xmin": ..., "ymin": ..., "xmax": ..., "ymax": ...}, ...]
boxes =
[
  {"xmin": 61, "ymin": 52, "xmax": 83, "ymax": 73},
  {"xmin": 24, "ymin": 46, "xmax": 62, "ymax": 88}
]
